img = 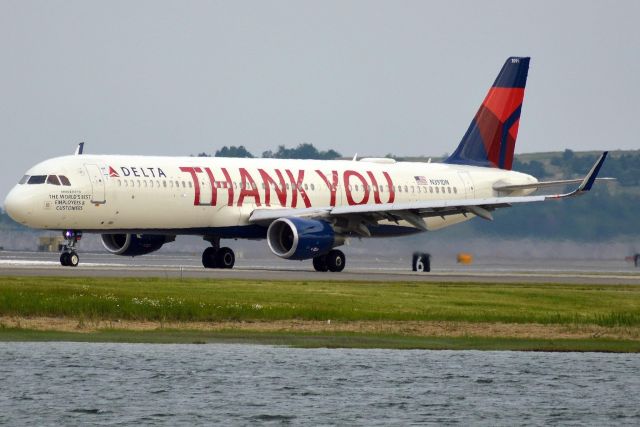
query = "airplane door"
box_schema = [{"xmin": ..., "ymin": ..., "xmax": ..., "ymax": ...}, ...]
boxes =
[
  {"xmin": 85, "ymin": 164, "xmax": 106, "ymax": 204},
  {"xmin": 457, "ymin": 171, "xmax": 475, "ymax": 198}
]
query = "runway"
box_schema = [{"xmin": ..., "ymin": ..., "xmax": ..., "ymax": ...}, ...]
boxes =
[{"xmin": 1, "ymin": 251, "xmax": 639, "ymax": 284}]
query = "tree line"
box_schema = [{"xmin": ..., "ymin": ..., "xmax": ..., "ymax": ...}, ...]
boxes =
[{"xmin": 195, "ymin": 143, "xmax": 341, "ymax": 160}]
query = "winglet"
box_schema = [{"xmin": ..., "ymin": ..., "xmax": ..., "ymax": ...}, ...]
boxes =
[
  {"xmin": 75, "ymin": 142, "xmax": 85, "ymax": 155},
  {"xmin": 577, "ymin": 151, "xmax": 608, "ymax": 192}
]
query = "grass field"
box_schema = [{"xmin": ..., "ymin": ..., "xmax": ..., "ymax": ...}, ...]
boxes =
[{"xmin": 1, "ymin": 276, "xmax": 639, "ymax": 351}]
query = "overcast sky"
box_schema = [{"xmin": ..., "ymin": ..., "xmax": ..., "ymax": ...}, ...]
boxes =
[{"xmin": 1, "ymin": 0, "xmax": 639, "ymax": 202}]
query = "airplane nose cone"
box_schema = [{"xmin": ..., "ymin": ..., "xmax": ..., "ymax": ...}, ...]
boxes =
[{"xmin": 3, "ymin": 186, "xmax": 31, "ymax": 224}]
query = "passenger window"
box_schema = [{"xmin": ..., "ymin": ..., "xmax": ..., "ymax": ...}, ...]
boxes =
[
  {"xmin": 130, "ymin": 179, "xmax": 134, "ymax": 187},
  {"xmin": 355, "ymin": 184, "xmax": 359, "ymax": 191},
  {"xmin": 453, "ymin": 187, "xmax": 458, "ymax": 194},
  {"xmin": 404, "ymin": 185, "xmax": 408, "ymax": 193},
  {"xmin": 304, "ymin": 183, "xmax": 308, "ymax": 191},
  {"xmin": 124, "ymin": 180, "xmax": 128, "ymax": 187},
  {"xmin": 46, "ymin": 175, "xmax": 60, "ymax": 185},
  {"xmin": 447, "ymin": 187, "xmax": 451, "ymax": 194},
  {"xmin": 188, "ymin": 181, "xmax": 192, "ymax": 188},
  {"xmin": 379, "ymin": 185, "xmax": 384, "ymax": 193},
  {"xmin": 435, "ymin": 187, "xmax": 439, "ymax": 194},
  {"xmin": 118, "ymin": 180, "xmax": 122, "ymax": 187},
  {"xmin": 441, "ymin": 186, "xmax": 445, "ymax": 194},
  {"xmin": 310, "ymin": 183, "xmax": 315, "ymax": 191},
  {"xmin": 18, "ymin": 175, "xmax": 29, "ymax": 184},
  {"xmin": 397, "ymin": 185, "xmax": 402, "ymax": 193},
  {"xmin": 144, "ymin": 180, "xmax": 148, "ymax": 187},
  {"xmin": 27, "ymin": 175, "xmax": 47, "ymax": 184},
  {"xmin": 429, "ymin": 187, "xmax": 433, "ymax": 193},
  {"xmin": 175, "ymin": 180, "xmax": 179, "ymax": 187},
  {"xmin": 182, "ymin": 181, "xmax": 186, "ymax": 188},
  {"xmin": 163, "ymin": 181, "xmax": 167, "ymax": 188}
]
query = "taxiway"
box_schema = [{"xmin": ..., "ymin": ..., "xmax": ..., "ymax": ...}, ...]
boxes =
[{"xmin": 0, "ymin": 251, "xmax": 638, "ymax": 285}]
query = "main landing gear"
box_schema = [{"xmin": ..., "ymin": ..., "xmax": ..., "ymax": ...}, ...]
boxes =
[
  {"xmin": 60, "ymin": 230, "xmax": 82, "ymax": 267},
  {"xmin": 202, "ymin": 237, "xmax": 235, "ymax": 269},
  {"xmin": 312, "ymin": 249, "xmax": 346, "ymax": 272}
]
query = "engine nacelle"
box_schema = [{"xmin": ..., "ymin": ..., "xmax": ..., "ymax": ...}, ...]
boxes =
[
  {"xmin": 267, "ymin": 217, "xmax": 335, "ymax": 260},
  {"xmin": 101, "ymin": 234, "xmax": 174, "ymax": 256}
]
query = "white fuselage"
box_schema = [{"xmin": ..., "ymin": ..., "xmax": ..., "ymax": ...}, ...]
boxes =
[{"xmin": 4, "ymin": 155, "xmax": 537, "ymax": 235}]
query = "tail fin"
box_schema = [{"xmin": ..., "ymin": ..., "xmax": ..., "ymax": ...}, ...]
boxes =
[{"xmin": 445, "ymin": 57, "xmax": 530, "ymax": 170}]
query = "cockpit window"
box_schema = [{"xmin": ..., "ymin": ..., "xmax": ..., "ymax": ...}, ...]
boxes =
[
  {"xmin": 46, "ymin": 175, "xmax": 61, "ymax": 185},
  {"xmin": 18, "ymin": 175, "xmax": 30, "ymax": 184},
  {"xmin": 27, "ymin": 175, "xmax": 47, "ymax": 184},
  {"xmin": 59, "ymin": 175, "xmax": 71, "ymax": 186}
]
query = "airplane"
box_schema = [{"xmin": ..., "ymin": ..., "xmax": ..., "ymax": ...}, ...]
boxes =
[{"xmin": 3, "ymin": 57, "xmax": 611, "ymax": 271}]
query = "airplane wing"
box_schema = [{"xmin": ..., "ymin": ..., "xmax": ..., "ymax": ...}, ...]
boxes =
[
  {"xmin": 493, "ymin": 177, "xmax": 614, "ymax": 192},
  {"xmin": 249, "ymin": 152, "xmax": 609, "ymax": 232}
]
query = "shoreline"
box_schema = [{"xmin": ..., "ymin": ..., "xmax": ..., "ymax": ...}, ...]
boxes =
[{"xmin": 2, "ymin": 317, "xmax": 639, "ymax": 352}]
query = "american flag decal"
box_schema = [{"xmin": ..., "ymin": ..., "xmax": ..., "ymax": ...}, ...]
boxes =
[{"xmin": 414, "ymin": 176, "xmax": 428, "ymax": 185}]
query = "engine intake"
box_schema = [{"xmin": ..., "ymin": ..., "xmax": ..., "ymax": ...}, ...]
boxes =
[
  {"xmin": 101, "ymin": 234, "xmax": 174, "ymax": 256},
  {"xmin": 267, "ymin": 217, "xmax": 335, "ymax": 260}
]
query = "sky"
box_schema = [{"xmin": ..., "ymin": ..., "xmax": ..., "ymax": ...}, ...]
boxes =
[{"xmin": 1, "ymin": 0, "xmax": 639, "ymax": 202}]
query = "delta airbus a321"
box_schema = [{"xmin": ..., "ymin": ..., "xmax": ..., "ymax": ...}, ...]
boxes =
[{"xmin": 4, "ymin": 57, "xmax": 610, "ymax": 272}]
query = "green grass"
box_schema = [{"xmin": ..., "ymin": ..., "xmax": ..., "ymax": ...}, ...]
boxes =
[
  {"xmin": 0, "ymin": 276, "xmax": 639, "ymax": 327},
  {"xmin": 1, "ymin": 328, "xmax": 638, "ymax": 352}
]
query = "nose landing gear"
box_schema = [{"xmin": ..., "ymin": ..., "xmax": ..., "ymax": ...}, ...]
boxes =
[{"xmin": 60, "ymin": 230, "xmax": 82, "ymax": 267}]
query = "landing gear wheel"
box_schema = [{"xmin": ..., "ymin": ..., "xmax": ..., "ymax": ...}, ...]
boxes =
[
  {"xmin": 216, "ymin": 247, "xmax": 235, "ymax": 269},
  {"xmin": 60, "ymin": 230, "xmax": 82, "ymax": 267},
  {"xmin": 68, "ymin": 251, "xmax": 79, "ymax": 267},
  {"xmin": 325, "ymin": 250, "xmax": 346, "ymax": 272},
  {"xmin": 312, "ymin": 255, "xmax": 328, "ymax": 272},
  {"xmin": 202, "ymin": 247, "xmax": 218, "ymax": 269},
  {"xmin": 412, "ymin": 252, "xmax": 431, "ymax": 272}
]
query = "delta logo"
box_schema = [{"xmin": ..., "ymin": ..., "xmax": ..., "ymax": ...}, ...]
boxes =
[{"xmin": 108, "ymin": 166, "xmax": 167, "ymax": 178}]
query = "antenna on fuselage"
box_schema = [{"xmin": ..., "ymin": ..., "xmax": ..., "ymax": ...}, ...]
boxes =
[
  {"xmin": 352, "ymin": 153, "xmax": 358, "ymax": 161},
  {"xmin": 75, "ymin": 142, "xmax": 85, "ymax": 155}
]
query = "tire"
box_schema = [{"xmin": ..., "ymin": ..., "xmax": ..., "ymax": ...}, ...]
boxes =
[
  {"xmin": 312, "ymin": 255, "xmax": 328, "ymax": 272},
  {"xmin": 68, "ymin": 251, "xmax": 79, "ymax": 267},
  {"xmin": 326, "ymin": 249, "xmax": 346, "ymax": 272},
  {"xmin": 60, "ymin": 252, "xmax": 70, "ymax": 266},
  {"xmin": 216, "ymin": 247, "xmax": 235, "ymax": 269},
  {"xmin": 202, "ymin": 247, "xmax": 218, "ymax": 268}
]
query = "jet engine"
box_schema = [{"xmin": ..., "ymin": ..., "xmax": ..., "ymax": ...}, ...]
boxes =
[
  {"xmin": 101, "ymin": 234, "xmax": 175, "ymax": 256},
  {"xmin": 267, "ymin": 217, "xmax": 338, "ymax": 260}
]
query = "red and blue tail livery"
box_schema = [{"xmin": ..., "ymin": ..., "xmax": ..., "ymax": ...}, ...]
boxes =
[{"xmin": 446, "ymin": 57, "xmax": 530, "ymax": 170}]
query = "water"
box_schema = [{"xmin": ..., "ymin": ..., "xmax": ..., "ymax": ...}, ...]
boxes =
[{"xmin": 1, "ymin": 343, "xmax": 639, "ymax": 425}]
